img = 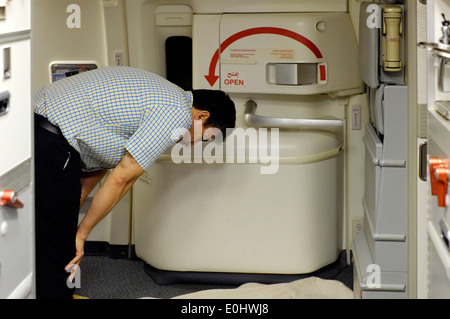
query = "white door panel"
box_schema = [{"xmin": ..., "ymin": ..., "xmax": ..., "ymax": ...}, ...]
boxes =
[
  {"xmin": 0, "ymin": 0, "xmax": 33, "ymax": 299},
  {"xmin": 0, "ymin": 181, "xmax": 33, "ymax": 298}
]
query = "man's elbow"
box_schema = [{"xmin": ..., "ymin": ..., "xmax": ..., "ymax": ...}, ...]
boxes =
[
  {"xmin": 111, "ymin": 152, "xmax": 145, "ymax": 188},
  {"xmin": 111, "ymin": 171, "xmax": 140, "ymax": 188}
]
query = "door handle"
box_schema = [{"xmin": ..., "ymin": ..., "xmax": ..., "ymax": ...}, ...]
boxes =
[
  {"xmin": 430, "ymin": 157, "xmax": 443, "ymax": 195},
  {"xmin": 0, "ymin": 190, "xmax": 24, "ymax": 209},
  {"xmin": 243, "ymin": 100, "xmax": 343, "ymax": 131},
  {"xmin": 436, "ymin": 165, "xmax": 449, "ymax": 208}
]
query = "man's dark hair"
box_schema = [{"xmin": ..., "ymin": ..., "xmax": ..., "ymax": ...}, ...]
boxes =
[{"xmin": 191, "ymin": 89, "xmax": 236, "ymax": 140}]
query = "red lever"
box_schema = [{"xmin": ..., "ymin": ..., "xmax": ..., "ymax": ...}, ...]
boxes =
[
  {"xmin": 430, "ymin": 158, "xmax": 442, "ymax": 195},
  {"xmin": 436, "ymin": 166, "xmax": 449, "ymax": 208},
  {"xmin": 0, "ymin": 190, "xmax": 24, "ymax": 209}
]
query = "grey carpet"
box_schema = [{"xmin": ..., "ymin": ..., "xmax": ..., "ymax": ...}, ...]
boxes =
[
  {"xmin": 75, "ymin": 256, "xmax": 237, "ymax": 299},
  {"xmin": 75, "ymin": 255, "xmax": 353, "ymax": 299}
]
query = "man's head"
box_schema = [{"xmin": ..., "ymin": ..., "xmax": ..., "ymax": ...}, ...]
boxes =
[{"xmin": 187, "ymin": 89, "xmax": 236, "ymax": 145}]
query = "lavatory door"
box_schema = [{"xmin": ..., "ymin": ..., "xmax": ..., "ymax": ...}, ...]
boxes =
[{"xmin": 133, "ymin": 118, "xmax": 344, "ymax": 280}]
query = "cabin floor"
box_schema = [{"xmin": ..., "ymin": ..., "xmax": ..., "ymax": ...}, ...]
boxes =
[{"xmin": 75, "ymin": 253, "xmax": 353, "ymax": 299}]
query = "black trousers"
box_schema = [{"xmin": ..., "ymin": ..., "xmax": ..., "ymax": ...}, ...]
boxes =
[{"xmin": 34, "ymin": 116, "xmax": 82, "ymax": 299}]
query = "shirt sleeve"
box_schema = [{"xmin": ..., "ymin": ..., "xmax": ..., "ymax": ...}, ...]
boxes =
[{"xmin": 125, "ymin": 104, "xmax": 191, "ymax": 170}]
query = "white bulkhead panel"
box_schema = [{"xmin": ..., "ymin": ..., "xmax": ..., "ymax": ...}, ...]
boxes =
[
  {"xmin": 0, "ymin": 0, "xmax": 33, "ymax": 299},
  {"xmin": 194, "ymin": 12, "xmax": 362, "ymax": 96},
  {"xmin": 137, "ymin": 4, "xmax": 353, "ymax": 278},
  {"xmin": 0, "ymin": 0, "xmax": 31, "ymax": 177}
]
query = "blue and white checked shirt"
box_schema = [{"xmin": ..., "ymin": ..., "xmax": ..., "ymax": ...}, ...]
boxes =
[{"xmin": 34, "ymin": 67, "xmax": 193, "ymax": 172}]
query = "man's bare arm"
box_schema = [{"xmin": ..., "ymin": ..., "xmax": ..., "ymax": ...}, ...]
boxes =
[
  {"xmin": 66, "ymin": 152, "xmax": 144, "ymax": 270},
  {"xmin": 80, "ymin": 169, "xmax": 108, "ymax": 208}
]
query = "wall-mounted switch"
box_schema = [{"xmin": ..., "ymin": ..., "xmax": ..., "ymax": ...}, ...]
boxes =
[
  {"xmin": 351, "ymin": 105, "xmax": 361, "ymax": 130},
  {"xmin": 114, "ymin": 51, "xmax": 124, "ymax": 66},
  {"xmin": 352, "ymin": 217, "xmax": 363, "ymax": 238}
]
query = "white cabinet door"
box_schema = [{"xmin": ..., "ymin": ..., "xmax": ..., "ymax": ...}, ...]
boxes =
[{"xmin": 0, "ymin": 0, "xmax": 33, "ymax": 299}]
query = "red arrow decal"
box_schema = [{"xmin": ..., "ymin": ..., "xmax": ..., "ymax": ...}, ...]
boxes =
[
  {"xmin": 205, "ymin": 27, "xmax": 323, "ymax": 86},
  {"xmin": 205, "ymin": 50, "xmax": 220, "ymax": 86}
]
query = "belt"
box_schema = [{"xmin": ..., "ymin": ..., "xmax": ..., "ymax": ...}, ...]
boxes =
[{"xmin": 35, "ymin": 113, "xmax": 62, "ymax": 136}]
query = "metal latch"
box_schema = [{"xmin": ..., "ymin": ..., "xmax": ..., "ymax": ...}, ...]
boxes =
[
  {"xmin": 0, "ymin": 90, "xmax": 10, "ymax": 116},
  {"xmin": 436, "ymin": 101, "xmax": 450, "ymax": 120}
]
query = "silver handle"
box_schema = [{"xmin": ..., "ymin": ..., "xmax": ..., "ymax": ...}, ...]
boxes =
[
  {"xmin": 417, "ymin": 41, "xmax": 450, "ymax": 56},
  {"xmin": 243, "ymin": 100, "xmax": 343, "ymax": 130},
  {"xmin": 432, "ymin": 47, "xmax": 450, "ymax": 59},
  {"xmin": 438, "ymin": 55, "xmax": 449, "ymax": 92},
  {"xmin": 417, "ymin": 42, "xmax": 450, "ymax": 92}
]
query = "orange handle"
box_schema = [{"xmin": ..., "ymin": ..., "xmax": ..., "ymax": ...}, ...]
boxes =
[
  {"xmin": 0, "ymin": 190, "xmax": 24, "ymax": 209},
  {"xmin": 436, "ymin": 166, "xmax": 449, "ymax": 208},
  {"xmin": 430, "ymin": 157, "xmax": 442, "ymax": 196}
]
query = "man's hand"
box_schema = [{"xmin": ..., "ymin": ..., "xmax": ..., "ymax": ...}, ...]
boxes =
[{"xmin": 65, "ymin": 236, "xmax": 85, "ymax": 282}]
